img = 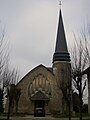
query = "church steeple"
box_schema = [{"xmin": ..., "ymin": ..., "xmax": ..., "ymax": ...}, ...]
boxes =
[
  {"xmin": 52, "ymin": 6, "xmax": 72, "ymax": 114},
  {"xmin": 53, "ymin": 8, "xmax": 70, "ymax": 62}
]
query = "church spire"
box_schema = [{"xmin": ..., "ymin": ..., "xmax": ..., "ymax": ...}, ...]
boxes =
[{"xmin": 53, "ymin": 7, "xmax": 70, "ymax": 62}]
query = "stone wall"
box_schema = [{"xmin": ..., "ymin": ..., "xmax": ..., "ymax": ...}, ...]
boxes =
[
  {"xmin": 14, "ymin": 65, "xmax": 56, "ymax": 114},
  {"xmin": 4, "ymin": 64, "xmax": 72, "ymax": 115},
  {"xmin": 53, "ymin": 61, "xmax": 72, "ymax": 114}
]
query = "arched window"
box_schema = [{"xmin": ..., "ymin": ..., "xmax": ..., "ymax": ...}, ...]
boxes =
[{"xmin": 28, "ymin": 74, "xmax": 51, "ymax": 98}]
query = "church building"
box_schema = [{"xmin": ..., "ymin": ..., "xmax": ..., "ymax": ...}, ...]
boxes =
[{"xmin": 6, "ymin": 7, "xmax": 72, "ymax": 116}]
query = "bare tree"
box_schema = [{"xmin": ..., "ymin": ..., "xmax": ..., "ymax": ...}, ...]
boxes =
[
  {"xmin": 7, "ymin": 84, "xmax": 21, "ymax": 120},
  {"xmin": 0, "ymin": 88, "xmax": 3, "ymax": 113},
  {"xmin": 0, "ymin": 29, "xmax": 9, "ymax": 114},
  {"xmin": 0, "ymin": 26, "xmax": 19, "ymax": 88},
  {"xmin": 3, "ymin": 66, "xmax": 19, "ymax": 88},
  {"xmin": 3, "ymin": 63, "xmax": 20, "ymax": 120},
  {"xmin": 0, "ymin": 26, "xmax": 20, "ymax": 119},
  {"xmin": 0, "ymin": 29, "xmax": 7, "ymax": 87},
  {"xmin": 71, "ymin": 30, "xmax": 90, "ymax": 120}
]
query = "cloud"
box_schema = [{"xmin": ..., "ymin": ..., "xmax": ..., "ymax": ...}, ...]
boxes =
[{"xmin": 0, "ymin": 0, "xmax": 90, "ymax": 78}]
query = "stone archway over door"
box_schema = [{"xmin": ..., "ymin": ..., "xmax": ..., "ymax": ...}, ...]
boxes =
[
  {"xmin": 28, "ymin": 74, "xmax": 51, "ymax": 116},
  {"xmin": 31, "ymin": 91, "xmax": 49, "ymax": 117}
]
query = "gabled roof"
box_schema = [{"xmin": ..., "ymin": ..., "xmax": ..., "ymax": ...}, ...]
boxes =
[
  {"xmin": 31, "ymin": 91, "xmax": 49, "ymax": 100},
  {"xmin": 17, "ymin": 64, "xmax": 54, "ymax": 85},
  {"xmin": 47, "ymin": 67, "xmax": 53, "ymax": 73},
  {"xmin": 53, "ymin": 8, "xmax": 70, "ymax": 62}
]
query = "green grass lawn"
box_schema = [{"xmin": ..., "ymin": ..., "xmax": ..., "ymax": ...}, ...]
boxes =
[{"xmin": 0, "ymin": 114, "xmax": 7, "ymax": 120}]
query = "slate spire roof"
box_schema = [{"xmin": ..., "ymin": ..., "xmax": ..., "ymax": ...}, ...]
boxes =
[{"xmin": 53, "ymin": 8, "xmax": 70, "ymax": 62}]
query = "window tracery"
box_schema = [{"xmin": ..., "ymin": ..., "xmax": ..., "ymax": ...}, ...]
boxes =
[{"xmin": 28, "ymin": 74, "xmax": 51, "ymax": 99}]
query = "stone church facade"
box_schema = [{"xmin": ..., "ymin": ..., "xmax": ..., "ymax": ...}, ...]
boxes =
[{"xmin": 5, "ymin": 8, "xmax": 72, "ymax": 116}]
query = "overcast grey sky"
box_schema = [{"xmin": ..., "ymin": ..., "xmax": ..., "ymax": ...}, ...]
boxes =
[{"xmin": 0, "ymin": 0, "xmax": 90, "ymax": 79}]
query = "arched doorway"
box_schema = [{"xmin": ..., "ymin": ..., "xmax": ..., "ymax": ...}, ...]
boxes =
[
  {"xmin": 28, "ymin": 74, "xmax": 51, "ymax": 116},
  {"xmin": 30, "ymin": 90, "xmax": 49, "ymax": 117}
]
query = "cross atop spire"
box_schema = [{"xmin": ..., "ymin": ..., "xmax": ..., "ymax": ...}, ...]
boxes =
[
  {"xmin": 53, "ymin": 7, "xmax": 70, "ymax": 62},
  {"xmin": 59, "ymin": 1, "xmax": 62, "ymax": 7},
  {"xmin": 59, "ymin": 1, "xmax": 62, "ymax": 10}
]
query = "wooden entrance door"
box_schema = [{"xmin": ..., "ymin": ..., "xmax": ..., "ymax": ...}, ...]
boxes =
[{"xmin": 34, "ymin": 100, "xmax": 45, "ymax": 117}]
